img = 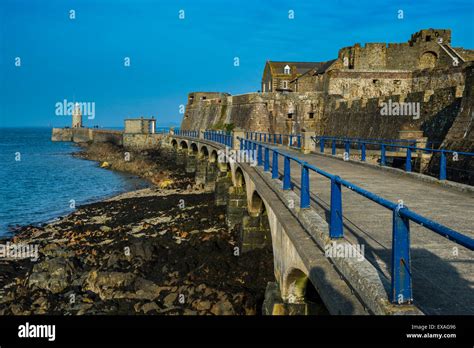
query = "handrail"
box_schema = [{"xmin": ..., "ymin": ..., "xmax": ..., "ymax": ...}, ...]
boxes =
[
  {"xmin": 238, "ymin": 137, "xmax": 474, "ymax": 305},
  {"xmin": 313, "ymin": 135, "xmax": 474, "ymax": 181},
  {"xmin": 245, "ymin": 131, "xmax": 302, "ymax": 149}
]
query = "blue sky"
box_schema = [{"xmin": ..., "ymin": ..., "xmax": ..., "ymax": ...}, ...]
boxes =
[{"xmin": 1, "ymin": 0, "xmax": 473, "ymax": 128}]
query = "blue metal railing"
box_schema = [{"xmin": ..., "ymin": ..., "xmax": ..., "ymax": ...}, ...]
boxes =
[
  {"xmin": 245, "ymin": 131, "xmax": 302, "ymax": 149},
  {"xmin": 172, "ymin": 129, "xmax": 233, "ymax": 147},
  {"xmin": 314, "ymin": 136, "xmax": 474, "ymax": 181},
  {"xmin": 240, "ymin": 137, "xmax": 474, "ymax": 305},
  {"xmin": 174, "ymin": 129, "xmax": 198, "ymax": 137},
  {"xmin": 204, "ymin": 130, "xmax": 233, "ymax": 148}
]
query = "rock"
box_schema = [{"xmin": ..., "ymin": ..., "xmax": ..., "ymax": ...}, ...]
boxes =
[
  {"xmin": 42, "ymin": 244, "xmax": 75, "ymax": 258},
  {"xmin": 210, "ymin": 300, "xmax": 235, "ymax": 315},
  {"xmin": 75, "ymin": 303, "xmax": 94, "ymax": 315},
  {"xmin": 194, "ymin": 300, "xmax": 211, "ymax": 311},
  {"xmin": 133, "ymin": 277, "xmax": 166, "ymax": 300},
  {"xmin": 100, "ymin": 226, "xmax": 112, "ymax": 232},
  {"xmin": 83, "ymin": 271, "xmax": 136, "ymax": 300},
  {"xmin": 10, "ymin": 304, "xmax": 29, "ymax": 315},
  {"xmin": 28, "ymin": 257, "xmax": 76, "ymax": 294},
  {"xmin": 140, "ymin": 302, "xmax": 160, "ymax": 314},
  {"xmin": 127, "ymin": 240, "xmax": 154, "ymax": 261},
  {"xmin": 32, "ymin": 297, "xmax": 50, "ymax": 312},
  {"xmin": 163, "ymin": 293, "xmax": 177, "ymax": 307}
]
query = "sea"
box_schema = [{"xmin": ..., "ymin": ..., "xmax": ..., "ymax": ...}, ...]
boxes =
[{"xmin": 0, "ymin": 128, "xmax": 149, "ymax": 237}]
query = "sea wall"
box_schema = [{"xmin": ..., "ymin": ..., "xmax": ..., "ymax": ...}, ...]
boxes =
[
  {"xmin": 51, "ymin": 128, "xmax": 123, "ymax": 146},
  {"xmin": 122, "ymin": 133, "xmax": 162, "ymax": 149}
]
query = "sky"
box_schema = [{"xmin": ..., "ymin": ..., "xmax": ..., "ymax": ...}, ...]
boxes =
[{"xmin": 0, "ymin": 0, "xmax": 473, "ymax": 128}]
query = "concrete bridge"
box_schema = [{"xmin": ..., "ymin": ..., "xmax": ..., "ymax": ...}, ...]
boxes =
[{"xmin": 166, "ymin": 130, "xmax": 474, "ymax": 316}]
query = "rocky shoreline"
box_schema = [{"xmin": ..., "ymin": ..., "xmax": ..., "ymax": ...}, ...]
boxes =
[{"xmin": 0, "ymin": 142, "xmax": 274, "ymax": 315}]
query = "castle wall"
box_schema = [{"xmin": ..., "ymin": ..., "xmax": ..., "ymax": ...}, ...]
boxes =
[
  {"xmin": 320, "ymin": 86, "xmax": 461, "ymax": 144},
  {"xmin": 327, "ymin": 70, "xmax": 412, "ymax": 99}
]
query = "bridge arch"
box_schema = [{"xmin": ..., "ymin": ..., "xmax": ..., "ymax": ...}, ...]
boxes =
[
  {"xmin": 171, "ymin": 139, "xmax": 178, "ymax": 148},
  {"xmin": 283, "ymin": 267, "xmax": 330, "ymax": 314},
  {"xmin": 190, "ymin": 142, "xmax": 199, "ymax": 154},
  {"xmin": 200, "ymin": 145, "xmax": 209, "ymax": 159},
  {"xmin": 179, "ymin": 140, "xmax": 188, "ymax": 150},
  {"xmin": 234, "ymin": 166, "xmax": 246, "ymax": 188},
  {"xmin": 210, "ymin": 150, "xmax": 218, "ymax": 163},
  {"xmin": 249, "ymin": 190, "xmax": 264, "ymax": 217}
]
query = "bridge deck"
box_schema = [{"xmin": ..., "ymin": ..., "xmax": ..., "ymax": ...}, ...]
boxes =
[{"xmin": 272, "ymin": 147, "xmax": 474, "ymax": 315}]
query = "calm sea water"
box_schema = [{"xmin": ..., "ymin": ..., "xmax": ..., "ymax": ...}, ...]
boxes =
[{"xmin": 0, "ymin": 128, "xmax": 148, "ymax": 237}]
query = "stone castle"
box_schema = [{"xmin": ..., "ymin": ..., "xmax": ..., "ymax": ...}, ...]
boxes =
[{"xmin": 181, "ymin": 29, "xmax": 474, "ymax": 157}]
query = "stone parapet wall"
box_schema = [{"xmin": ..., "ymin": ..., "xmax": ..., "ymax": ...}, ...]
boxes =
[
  {"xmin": 123, "ymin": 133, "xmax": 162, "ymax": 149},
  {"xmin": 51, "ymin": 128, "xmax": 123, "ymax": 146}
]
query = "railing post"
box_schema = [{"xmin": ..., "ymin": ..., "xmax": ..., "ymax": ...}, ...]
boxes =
[
  {"xmin": 406, "ymin": 148, "xmax": 412, "ymax": 172},
  {"xmin": 264, "ymin": 147, "xmax": 270, "ymax": 171},
  {"xmin": 272, "ymin": 151, "xmax": 279, "ymax": 179},
  {"xmin": 279, "ymin": 134, "xmax": 282, "ymax": 144},
  {"xmin": 320, "ymin": 138, "xmax": 325, "ymax": 153},
  {"xmin": 302, "ymin": 131, "xmax": 316, "ymax": 154},
  {"xmin": 300, "ymin": 164, "xmax": 310, "ymax": 208},
  {"xmin": 289, "ymin": 135, "xmax": 293, "ymax": 147},
  {"xmin": 332, "ymin": 140, "xmax": 336, "ymax": 155},
  {"xmin": 329, "ymin": 176, "xmax": 343, "ymax": 238},
  {"xmin": 283, "ymin": 156, "xmax": 291, "ymax": 190},
  {"xmin": 257, "ymin": 144, "xmax": 263, "ymax": 166},
  {"xmin": 264, "ymin": 133, "xmax": 267, "ymax": 142},
  {"xmin": 381, "ymin": 144, "xmax": 386, "ymax": 166},
  {"xmin": 297, "ymin": 135, "xmax": 301, "ymax": 149},
  {"xmin": 439, "ymin": 151, "xmax": 447, "ymax": 180},
  {"xmin": 232, "ymin": 129, "xmax": 244, "ymax": 150},
  {"xmin": 361, "ymin": 143, "xmax": 366, "ymax": 162},
  {"xmin": 259, "ymin": 133, "xmax": 262, "ymax": 142},
  {"xmin": 344, "ymin": 141, "xmax": 350, "ymax": 157},
  {"xmin": 391, "ymin": 206, "xmax": 412, "ymax": 304}
]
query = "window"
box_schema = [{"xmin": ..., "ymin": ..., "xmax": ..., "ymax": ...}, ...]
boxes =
[
  {"xmin": 282, "ymin": 80, "xmax": 288, "ymax": 89},
  {"xmin": 201, "ymin": 96, "xmax": 206, "ymax": 100},
  {"xmin": 287, "ymin": 113, "xmax": 293, "ymax": 119},
  {"xmin": 426, "ymin": 35, "xmax": 431, "ymax": 42},
  {"xmin": 308, "ymin": 112, "xmax": 314, "ymax": 119},
  {"xmin": 284, "ymin": 65, "xmax": 291, "ymax": 74}
]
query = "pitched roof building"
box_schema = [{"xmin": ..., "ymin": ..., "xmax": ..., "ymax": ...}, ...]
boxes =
[{"xmin": 261, "ymin": 61, "xmax": 323, "ymax": 92}]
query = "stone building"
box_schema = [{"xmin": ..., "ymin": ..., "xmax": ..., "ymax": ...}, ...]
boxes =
[
  {"xmin": 261, "ymin": 61, "xmax": 324, "ymax": 92},
  {"xmin": 290, "ymin": 29, "xmax": 474, "ymax": 99},
  {"xmin": 124, "ymin": 117, "xmax": 156, "ymax": 134}
]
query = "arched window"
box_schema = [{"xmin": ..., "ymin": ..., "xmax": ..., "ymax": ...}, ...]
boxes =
[{"xmin": 284, "ymin": 64, "xmax": 291, "ymax": 74}]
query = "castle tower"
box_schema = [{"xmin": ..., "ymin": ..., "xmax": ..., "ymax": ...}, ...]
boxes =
[{"xmin": 72, "ymin": 102, "xmax": 82, "ymax": 128}]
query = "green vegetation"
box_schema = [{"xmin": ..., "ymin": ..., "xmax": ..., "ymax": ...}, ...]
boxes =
[{"xmin": 211, "ymin": 122, "xmax": 234, "ymax": 133}]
